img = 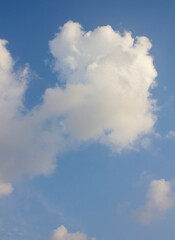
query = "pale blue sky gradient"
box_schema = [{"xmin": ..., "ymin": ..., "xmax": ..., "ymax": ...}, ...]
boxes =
[{"xmin": 0, "ymin": 0, "xmax": 175, "ymax": 239}]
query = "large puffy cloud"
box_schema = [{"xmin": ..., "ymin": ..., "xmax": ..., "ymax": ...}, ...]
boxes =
[
  {"xmin": 0, "ymin": 21, "xmax": 157, "ymax": 194},
  {"xmin": 134, "ymin": 179, "xmax": 175, "ymax": 224},
  {"xmin": 49, "ymin": 225, "xmax": 95, "ymax": 240},
  {"xmin": 48, "ymin": 21, "xmax": 157, "ymax": 150}
]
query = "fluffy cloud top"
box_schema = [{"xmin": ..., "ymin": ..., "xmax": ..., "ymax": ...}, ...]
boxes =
[
  {"xmin": 134, "ymin": 179, "xmax": 175, "ymax": 224},
  {"xmin": 49, "ymin": 21, "xmax": 157, "ymax": 150},
  {"xmin": 0, "ymin": 21, "xmax": 157, "ymax": 193},
  {"xmin": 49, "ymin": 225, "xmax": 95, "ymax": 240}
]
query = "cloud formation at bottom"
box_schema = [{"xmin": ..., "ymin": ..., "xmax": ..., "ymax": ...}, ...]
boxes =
[
  {"xmin": 134, "ymin": 179, "xmax": 175, "ymax": 224},
  {"xmin": 49, "ymin": 225, "xmax": 96, "ymax": 240}
]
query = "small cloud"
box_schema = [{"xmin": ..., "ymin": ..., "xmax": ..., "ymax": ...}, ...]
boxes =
[
  {"xmin": 134, "ymin": 179, "xmax": 175, "ymax": 224},
  {"xmin": 0, "ymin": 183, "xmax": 13, "ymax": 197},
  {"xmin": 49, "ymin": 225, "xmax": 95, "ymax": 240},
  {"xmin": 166, "ymin": 130, "xmax": 175, "ymax": 139}
]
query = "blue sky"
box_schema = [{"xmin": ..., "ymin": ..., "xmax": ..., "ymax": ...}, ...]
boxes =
[{"xmin": 0, "ymin": 0, "xmax": 175, "ymax": 239}]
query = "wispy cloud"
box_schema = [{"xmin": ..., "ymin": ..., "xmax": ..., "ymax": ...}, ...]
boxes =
[{"xmin": 166, "ymin": 130, "xmax": 175, "ymax": 138}]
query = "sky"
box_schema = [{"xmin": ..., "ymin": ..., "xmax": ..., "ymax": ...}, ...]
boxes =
[{"xmin": 0, "ymin": 0, "xmax": 175, "ymax": 239}]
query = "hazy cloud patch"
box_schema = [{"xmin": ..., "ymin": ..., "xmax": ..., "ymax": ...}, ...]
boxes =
[
  {"xmin": 0, "ymin": 183, "xmax": 13, "ymax": 197},
  {"xmin": 166, "ymin": 130, "xmax": 175, "ymax": 138}
]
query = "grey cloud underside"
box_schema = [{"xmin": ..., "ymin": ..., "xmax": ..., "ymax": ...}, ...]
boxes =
[{"xmin": 0, "ymin": 21, "xmax": 157, "ymax": 192}]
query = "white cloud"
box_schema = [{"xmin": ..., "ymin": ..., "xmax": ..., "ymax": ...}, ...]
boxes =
[
  {"xmin": 0, "ymin": 183, "xmax": 13, "ymax": 197},
  {"xmin": 134, "ymin": 179, "xmax": 175, "ymax": 224},
  {"xmin": 49, "ymin": 21, "xmax": 157, "ymax": 150},
  {"xmin": 0, "ymin": 21, "xmax": 158, "ymax": 192},
  {"xmin": 49, "ymin": 225, "xmax": 95, "ymax": 240}
]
